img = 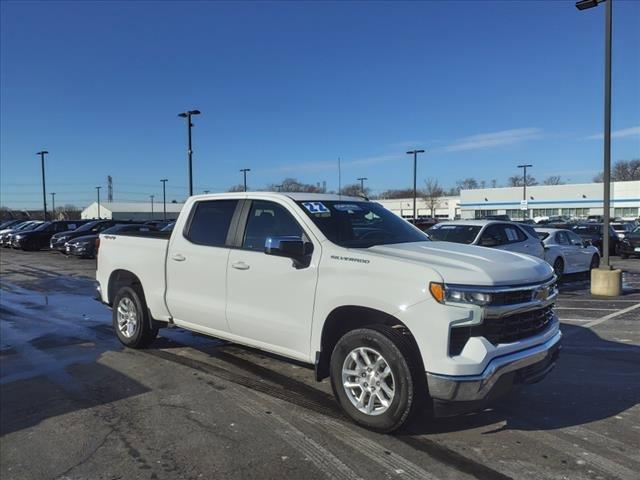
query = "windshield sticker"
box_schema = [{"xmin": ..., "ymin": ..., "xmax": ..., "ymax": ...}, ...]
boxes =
[
  {"xmin": 302, "ymin": 202, "xmax": 330, "ymax": 214},
  {"xmin": 334, "ymin": 204, "xmax": 362, "ymax": 212}
]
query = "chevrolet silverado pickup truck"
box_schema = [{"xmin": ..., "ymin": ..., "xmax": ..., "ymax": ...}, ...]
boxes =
[{"xmin": 96, "ymin": 193, "xmax": 561, "ymax": 432}]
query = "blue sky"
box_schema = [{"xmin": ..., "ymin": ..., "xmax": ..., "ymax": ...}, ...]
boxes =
[{"xmin": 1, "ymin": 0, "xmax": 639, "ymax": 208}]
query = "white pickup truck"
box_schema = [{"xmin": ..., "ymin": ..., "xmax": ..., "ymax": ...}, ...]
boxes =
[{"xmin": 96, "ymin": 193, "xmax": 561, "ymax": 432}]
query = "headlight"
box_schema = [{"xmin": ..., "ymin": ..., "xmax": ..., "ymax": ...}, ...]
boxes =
[
  {"xmin": 429, "ymin": 282, "xmax": 492, "ymax": 306},
  {"xmin": 14, "ymin": 235, "xmax": 24, "ymax": 240}
]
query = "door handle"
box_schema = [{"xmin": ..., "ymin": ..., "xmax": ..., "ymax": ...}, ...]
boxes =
[
  {"xmin": 231, "ymin": 261, "xmax": 250, "ymax": 270},
  {"xmin": 172, "ymin": 253, "xmax": 186, "ymax": 262}
]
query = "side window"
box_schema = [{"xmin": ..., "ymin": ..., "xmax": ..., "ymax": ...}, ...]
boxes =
[
  {"xmin": 479, "ymin": 224, "xmax": 506, "ymax": 245},
  {"xmin": 503, "ymin": 225, "xmax": 527, "ymax": 243},
  {"xmin": 556, "ymin": 232, "xmax": 569, "ymax": 245},
  {"xmin": 67, "ymin": 223, "xmax": 78, "ymax": 230},
  {"xmin": 242, "ymin": 200, "xmax": 304, "ymax": 251},
  {"xmin": 567, "ymin": 231, "xmax": 584, "ymax": 246},
  {"xmin": 186, "ymin": 200, "xmax": 238, "ymax": 247}
]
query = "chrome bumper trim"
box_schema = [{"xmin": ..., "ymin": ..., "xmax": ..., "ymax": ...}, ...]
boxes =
[{"xmin": 427, "ymin": 329, "xmax": 562, "ymax": 402}]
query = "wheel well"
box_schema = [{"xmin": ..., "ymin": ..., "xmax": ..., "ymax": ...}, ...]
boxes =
[
  {"xmin": 107, "ymin": 269, "xmax": 143, "ymax": 306},
  {"xmin": 315, "ymin": 306, "xmax": 423, "ymax": 381}
]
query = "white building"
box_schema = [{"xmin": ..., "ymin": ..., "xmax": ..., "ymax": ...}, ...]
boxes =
[
  {"xmin": 459, "ymin": 181, "xmax": 640, "ymax": 220},
  {"xmin": 81, "ymin": 202, "xmax": 184, "ymax": 221},
  {"xmin": 376, "ymin": 196, "xmax": 461, "ymax": 219}
]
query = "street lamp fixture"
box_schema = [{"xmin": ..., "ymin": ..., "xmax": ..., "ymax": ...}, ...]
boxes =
[
  {"xmin": 576, "ymin": 0, "xmax": 613, "ymax": 269},
  {"xmin": 160, "ymin": 179, "xmax": 168, "ymax": 221},
  {"xmin": 517, "ymin": 164, "xmax": 533, "ymax": 220},
  {"xmin": 406, "ymin": 150, "xmax": 425, "ymax": 220},
  {"xmin": 240, "ymin": 168, "xmax": 251, "ymax": 192},
  {"xmin": 357, "ymin": 177, "xmax": 368, "ymax": 195},
  {"xmin": 178, "ymin": 109, "xmax": 201, "ymax": 196},
  {"xmin": 36, "ymin": 151, "xmax": 49, "ymax": 220}
]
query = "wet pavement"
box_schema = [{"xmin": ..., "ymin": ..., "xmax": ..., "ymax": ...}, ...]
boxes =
[{"xmin": 1, "ymin": 248, "xmax": 639, "ymax": 480}]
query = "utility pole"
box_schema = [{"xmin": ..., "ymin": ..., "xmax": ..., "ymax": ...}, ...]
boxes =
[
  {"xmin": 160, "ymin": 179, "xmax": 168, "ymax": 221},
  {"xmin": 107, "ymin": 175, "xmax": 113, "ymax": 202},
  {"xmin": 517, "ymin": 164, "xmax": 533, "ymax": 220},
  {"xmin": 150, "ymin": 195, "xmax": 155, "ymax": 220},
  {"xmin": 95, "ymin": 187, "xmax": 102, "ymax": 219},
  {"xmin": 406, "ymin": 150, "xmax": 425, "ymax": 220},
  {"xmin": 240, "ymin": 168, "xmax": 251, "ymax": 192},
  {"xmin": 178, "ymin": 109, "xmax": 201, "ymax": 196},
  {"xmin": 37, "ymin": 151, "xmax": 49, "ymax": 220},
  {"xmin": 357, "ymin": 177, "xmax": 368, "ymax": 195},
  {"xmin": 50, "ymin": 192, "xmax": 56, "ymax": 218}
]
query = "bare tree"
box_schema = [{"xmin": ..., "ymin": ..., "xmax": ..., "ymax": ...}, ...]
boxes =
[
  {"xmin": 267, "ymin": 178, "xmax": 324, "ymax": 193},
  {"xmin": 378, "ymin": 188, "xmax": 417, "ymax": 199},
  {"xmin": 340, "ymin": 183, "xmax": 369, "ymax": 197},
  {"xmin": 423, "ymin": 178, "xmax": 444, "ymax": 217},
  {"xmin": 508, "ymin": 175, "xmax": 538, "ymax": 187},
  {"xmin": 543, "ymin": 175, "xmax": 564, "ymax": 185},
  {"xmin": 228, "ymin": 184, "xmax": 245, "ymax": 192},
  {"xmin": 491, "ymin": 179, "xmax": 497, "ymax": 188},
  {"xmin": 593, "ymin": 159, "xmax": 640, "ymax": 182}
]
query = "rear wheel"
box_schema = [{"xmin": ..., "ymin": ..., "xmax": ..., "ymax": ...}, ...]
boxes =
[
  {"xmin": 590, "ymin": 254, "xmax": 600, "ymax": 269},
  {"xmin": 553, "ymin": 257, "xmax": 564, "ymax": 281},
  {"xmin": 112, "ymin": 286, "xmax": 158, "ymax": 348},
  {"xmin": 330, "ymin": 325, "xmax": 426, "ymax": 433}
]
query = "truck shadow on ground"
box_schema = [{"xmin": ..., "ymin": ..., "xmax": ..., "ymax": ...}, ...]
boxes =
[{"xmin": 154, "ymin": 322, "xmax": 640, "ymax": 436}]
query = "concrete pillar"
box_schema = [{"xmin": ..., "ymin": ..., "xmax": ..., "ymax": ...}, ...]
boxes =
[{"xmin": 591, "ymin": 268, "xmax": 622, "ymax": 297}]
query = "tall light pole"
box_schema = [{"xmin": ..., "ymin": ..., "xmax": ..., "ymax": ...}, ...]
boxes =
[
  {"xmin": 160, "ymin": 179, "xmax": 168, "ymax": 221},
  {"xmin": 240, "ymin": 168, "xmax": 251, "ymax": 192},
  {"xmin": 357, "ymin": 177, "xmax": 368, "ymax": 195},
  {"xmin": 50, "ymin": 192, "xmax": 56, "ymax": 218},
  {"xmin": 576, "ymin": 0, "xmax": 612, "ymax": 267},
  {"xmin": 517, "ymin": 164, "xmax": 533, "ymax": 220},
  {"xmin": 150, "ymin": 195, "xmax": 155, "ymax": 220},
  {"xmin": 95, "ymin": 187, "xmax": 102, "ymax": 219},
  {"xmin": 406, "ymin": 150, "xmax": 425, "ymax": 220},
  {"xmin": 36, "ymin": 151, "xmax": 49, "ymax": 220},
  {"xmin": 178, "ymin": 109, "xmax": 201, "ymax": 197}
]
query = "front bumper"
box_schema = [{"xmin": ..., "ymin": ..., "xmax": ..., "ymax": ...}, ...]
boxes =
[{"xmin": 426, "ymin": 330, "xmax": 561, "ymax": 413}]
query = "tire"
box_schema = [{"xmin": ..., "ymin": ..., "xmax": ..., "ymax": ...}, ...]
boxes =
[
  {"xmin": 553, "ymin": 257, "xmax": 564, "ymax": 281},
  {"xmin": 329, "ymin": 325, "xmax": 427, "ymax": 433},
  {"xmin": 112, "ymin": 286, "xmax": 158, "ymax": 348},
  {"xmin": 590, "ymin": 254, "xmax": 600, "ymax": 269}
]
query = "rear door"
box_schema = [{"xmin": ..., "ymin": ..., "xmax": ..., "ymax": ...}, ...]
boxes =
[
  {"xmin": 165, "ymin": 199, "xmax": 241, "ymax": 334},
  {"xmin": 555, "ymin": 231, "xmax": 577, "ymax": 271},
  {"xmin": 225, "ymin": 199, "xmax": 319, "ymax": 360}
]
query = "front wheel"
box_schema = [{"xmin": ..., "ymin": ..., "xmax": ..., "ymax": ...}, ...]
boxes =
[
  {"xmin": 112, "ymin": 286, "xmax": 158, "ymax": 348},
  {"xmin": 590, "ymin": 254, "xmax": 600, "ymax": 269},
  {"xmin": 553, "ymin": 257, "xmax": 564, "ymax": 281},
  {"xmin": 329, "ymin": 325, "xmax": 426, "ymax": 433}
]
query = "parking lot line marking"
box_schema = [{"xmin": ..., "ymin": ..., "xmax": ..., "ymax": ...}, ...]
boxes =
[
  {"xmin": 555, "ymin": 307, "xmax": 618, "ymax": 311},
  {"xmin": 557, "ymin": 299, "xmax": 640, "ymax": 303},
  {"xmin": 583, "ymin": 302, "xmax": 640, "ymax": 329},
  {"xmin": 558, "ymin": 318, "xmax": 595, "ymax": 323}
]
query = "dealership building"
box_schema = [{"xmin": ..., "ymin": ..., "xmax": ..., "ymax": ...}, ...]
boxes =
[
  {"xmin": 376, "ymin": 181, "xmax": 639, "ymax": 221},
  {"xmin": 81, "ymin": 202, "xmax": 184, "ymax": 221},
  {"xmin": 459, "ymin": 181, "xmax": 639, "ymax": 220}
]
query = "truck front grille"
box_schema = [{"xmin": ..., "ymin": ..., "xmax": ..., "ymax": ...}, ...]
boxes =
[{"xmin": 449, "ymin": 306, "xmax": 554, "ymax": 356}]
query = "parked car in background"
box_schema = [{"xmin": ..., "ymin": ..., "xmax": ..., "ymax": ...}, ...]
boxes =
[
  {"xmin": 143, "ymin": 220, "xmax": 174, "ymax": 230},
  {"xmin": 12, "ymin": 220, "xmax": 84, "ymax": 251},
  {"xmin": 160, "ymin": 222, "xmax": 175, "ymax": 232},
  {"xmin": 0, "ymin": 219, "xmax": 23, "ymax": 230},
  {"xmin": 619, "ymin": 226, "xmax": 640, "ymax": 259},
  {"xmin": 535, "ymin": 228, "xmax": 600, "ymax": 279},
  {"xmin": 611, "ymin": 222, "xmax": 635, "ymax": 241},
  {"xmin": 427, "ymin": 220, "xmax": 545, "ymax": 259},
  {"xmin": 1, "ymin": 221, "xmax": 44, "ymax": 247},
  {"xmin": 570, "ymin": 223, "xmax": 619, "ymax": 256},
  {"xmin": 484, "ymin": 214, "xmax": 511, "ymax": 221},
  {"xmin": 66, "ymin": 223, "xmax": 155, "ymax": 258},
  {"xmin": 50, "ymin": 220, "xmax": 128, "ymax": 252}
]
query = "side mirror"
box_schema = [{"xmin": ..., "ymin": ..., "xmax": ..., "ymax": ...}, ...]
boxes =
[
  {"xmin": 583, "ymin": 239, "xmax": 592, "ymax": 247},
  {"xmin": 265, "ymin": 236, "xmax": 313, "ymax": 267}
]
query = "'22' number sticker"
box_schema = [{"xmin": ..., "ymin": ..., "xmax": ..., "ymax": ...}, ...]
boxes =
[{"xmin": 302, "ymin": 202, "xmax": 330, "ymax": 214}]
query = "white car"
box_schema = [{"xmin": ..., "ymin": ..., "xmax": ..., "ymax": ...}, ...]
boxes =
[
  {"xmin": 96, "ymin": 193, "xmax": 559, "ymax": 432},
  {"xmin": 535, "ymin": 228, "xmax": 600, "ymax": 278},
  {"xmin": 427, "ymin": 220, "xmax": 545, "ymax": 259}
]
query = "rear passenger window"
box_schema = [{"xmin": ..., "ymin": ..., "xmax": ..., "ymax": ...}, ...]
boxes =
[
  {"xmin": 556, "ymin": 232, "xmax": 569, "ymax": 245},
  {"xmin": 503, "ymin": 225, "xmax": 527, "ymax": 243},
  {"xmin": 479, "ymin": 224, "xmax": 507, "ymax": 245},
  {"xmin": 186, "ymin": 200, "xmax": 238, "ymax": 247}
]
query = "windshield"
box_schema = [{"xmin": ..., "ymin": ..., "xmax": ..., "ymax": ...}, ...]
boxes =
[
  {"xmin": 536, "ymin": 231, "xmax": 550, "ymax": 240},
  {"xmin": 74, "ymin": 220, "xmax": 102, "ymax": 232},
  {"xmin": 427, "ymin": 224, "xmax": 481, "ymax": 244},
  {"xmin": 572, "ymin": 225, "xmax": 600, "ymax": 235},
  {"xmin": 296, "ymin": 201, "xmax": 427, "ymax": 248},
  {"xmin": 32, "ymin": 222, "xmax": 52, "ymax": 232}
]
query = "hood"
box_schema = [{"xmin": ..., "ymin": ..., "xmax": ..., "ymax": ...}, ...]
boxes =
[{"xmin": 366, "ymin": 241, "xmax": 553, "ymax": 286}]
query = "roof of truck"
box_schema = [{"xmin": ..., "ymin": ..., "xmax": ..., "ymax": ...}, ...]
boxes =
[{"xmin": 190, "ymin": 192, "xmax": 366, "ymax": 202}]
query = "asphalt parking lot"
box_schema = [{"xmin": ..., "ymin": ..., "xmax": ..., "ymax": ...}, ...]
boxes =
[{"xmin": 1, "ymin": 248, "xmax": 639, "ymax": 480}]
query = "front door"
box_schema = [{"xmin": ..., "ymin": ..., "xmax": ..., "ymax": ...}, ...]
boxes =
[
  {"xmin": 165, "ymin": 199, "xmax": 240, "ymax": 334},
  {"xmin": 226, "ymin": 199, "xmax": 319, "ymax": 360}
]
